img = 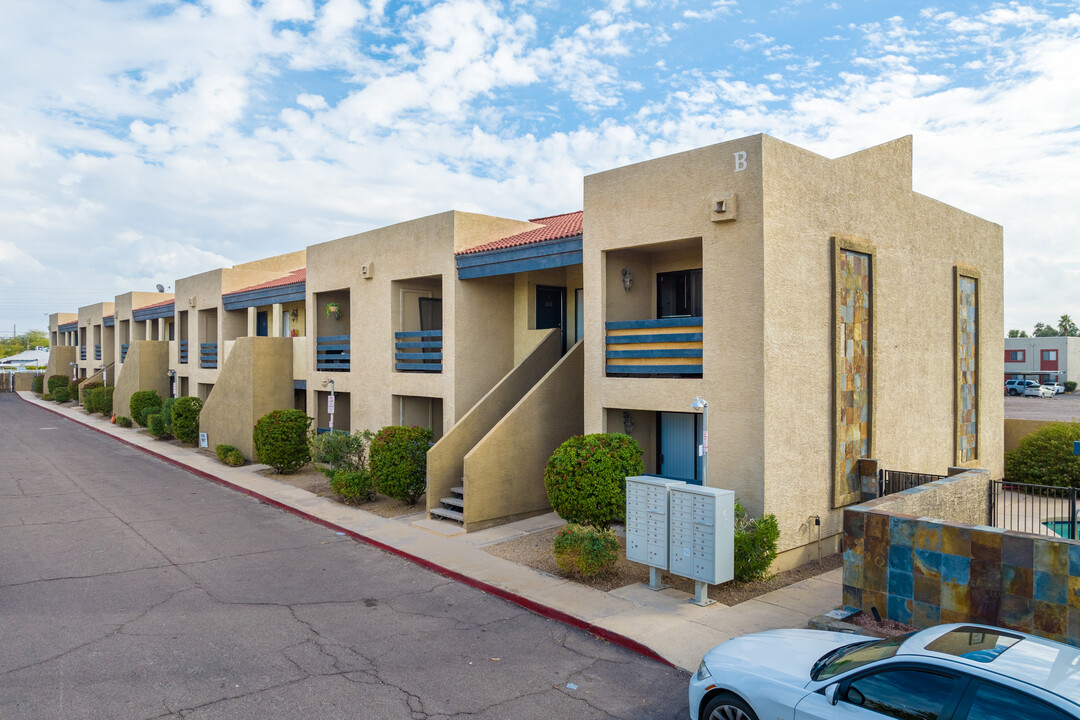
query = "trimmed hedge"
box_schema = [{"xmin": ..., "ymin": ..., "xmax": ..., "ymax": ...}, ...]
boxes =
[
  {"xmin": 32, "ymin": 375, "xmax": 44, "ymax": 394},
  {"xmin": 147, "ymin": 413, "xmax": 167, "ymax": 438},
  {"xmin": 311, "ymin": 430, "xmax": 371, "ymax": 478},
  {"xmin": 51, "ymin": 386, "xmax": 70, "ymax": 403},
  {"xmin": 543, "ymin": 433, "xmax": 644, "ymax": 530},
  {"xmin": 370, "ymin": 425, "xmax": 433, "ymax": 505},
  {"xmin": 116, "ymin": 416, "xmax": 133, "ymax": 428},
  {"xmin": 1005, "ymin": 421, "xmax": 1080, "ymax": 488},
  {"xmin": 89, "ymin": 386, "xmax": 113, "ymax": 416},
  {"xmin": 330, "ymin": 469, "xmax": 376, "ymax": 504},
  {"xmin": 47, "ymin": 374, "xmax": 69, "ymax": 393},
  {"xmin": 171, "ymin": 396, "xmax": 202, "ymax": 444},
  {"xmin": 80, "ymin": 382, "xmax": 103, "ymax": 409},
  {"xmin": 553, "ymin": 524, "xmax": 619, "ymax": 577},
  {"xmin": 1067, "ymin": 381, "xmax": 1078, "ymax": 393},
  {"xmin": 160, "ymin": 398, "xmax": 176, "ymax": 435},
  {"xmin": 130, "ymin": 390, "xmax": 162, "ymax": 427},
  {"xmin": 253, "ymin": 409, "xmax": 312, "ymax": 473},
  {"xmin": 216, "ymin": 444, "xmax": 245, "ymax": 467},
  {"xmin": 733, "ymin": 502, "xmax": 780, "ymax": 582}
]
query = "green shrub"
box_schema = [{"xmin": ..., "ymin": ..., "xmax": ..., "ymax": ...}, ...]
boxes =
[
  {"xmin": 47, "ymin": 374, "xmax": 69, "ymax": 393},
  {"xmin": 311, "ymin": 429, "xmax": 372, "ymax": 478},
  {"xmin": 331, "ymin": 469, "xmax": 377, "ymax": 504},
  {"xmin": 733, "ymin": 502, "xmax": 780, "ymax": 582},
  {"xmin": 1067, "ymin": 381, "xmax": 1078, "ymax": 393},
  {"xmin": 253, "ymin": 409, "xmax": 313, "ymax": 473},
  {"xmin": 171, "ymin": 396, "xmax": 202, "ymax": 444},
  {"xmin": 42, "ymin": 392, "xmax": 53, "ymax": 401},
  {"xmin": 147, "ymin": 413, "xmax": 167, "ymax": 438},
  {"xmin": 70, "ymin": 377, "xmax": 84, "ymax": 399},
  {"xmin": 1005, "ymin": 422, "xmax": 1080, "ymax": 487},
  {"xmin": 553, "ymin": 524, "xmax": 619, "ymax": 577},
  {"xmin": 215, "ymin": 444, "xmax": 245, "ymax": 467},
  {"xmin": 88, "ymin": 387, "xmax": 113, "ymax": 416},
  {"xmin": 116, "ymin": 416, "xmax": 132, "ymax": 428},
  {"xmin": 130, "ymin": 390, "xmax": 163, "ymax": 427},
  {"xmin": 543, "ymin": 433, "xmax": 644, "ymax": 530},
  {"xmin": 370, "ymin": 425, "xmax": 433, "ymax": 504},
  {"xmin": 51, "ymin": 386, "xmax": 70, "ymax": 403},
  {"xmin": 160, "ymin": 397, "xmax": 176, "ymax": 435},
  {"xmin": 32, "ymin": 375, "xmax": 44, "ymax": 393},
  {"xmin": 80, "ymin": 381, "xmax": 102, "ymax": 408}
]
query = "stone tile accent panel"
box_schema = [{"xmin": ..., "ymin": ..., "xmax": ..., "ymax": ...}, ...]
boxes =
[
  {"xmin": 842, "ymin": 470, "xmax": 1080, "ymax": 646},
  {"xmin": 956, "ymin": 272, "xmax": 978, "ymax": 464},
  {"xmin": 834, "ymin": 241, "xmax": 873, "ymax": 507}
]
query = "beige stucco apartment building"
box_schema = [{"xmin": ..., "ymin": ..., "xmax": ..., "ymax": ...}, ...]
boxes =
[{"xmin": 583, "ymin": 134, "xmax": 1003, "ymax": 568}]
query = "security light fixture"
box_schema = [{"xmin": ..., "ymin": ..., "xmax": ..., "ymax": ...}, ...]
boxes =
[
  {"xmin": 622, "ymin": 411, "xmax": 634, "ymax": 434},
  {"xmin": 621, "ymin": 268, "xmax": 633, "ymax": 292}
]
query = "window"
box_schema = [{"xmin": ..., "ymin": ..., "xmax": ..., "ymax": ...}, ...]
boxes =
[
  {"xmin": 1042, "ymin": 349, "xmax": 1058, "ymax": 362},
  {"xmin": 844, "ymin": 669, "xmax": 958, "ymax": 720},
  {"xmin": 964, "ymin": 681, "xmax": 1073, "ymax": 720},
  {"xmin": 657, "ymin": 269, "xmax": 702, "ymax": 318},
  {"xmin": 1005, "ymin": 350, "xmax": 1024, "ymax": 362}
]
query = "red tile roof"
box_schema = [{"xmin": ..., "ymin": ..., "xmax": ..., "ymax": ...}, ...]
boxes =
[
  {"xmin": 457, "ymin": 211, "xmax": 582, "ymax": 255},
  {"xmin": 136, "ymin": 297, "xmax": 176, "ymax": 310},
  {"xmin": 227, "ymin": 268, "xmax": 306, "ymax": 296}
]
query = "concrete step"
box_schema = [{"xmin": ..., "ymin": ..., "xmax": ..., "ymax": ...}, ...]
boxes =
[
  {"xmin": 441, "ymin": 496, "xmax": 463, "ymax": 509},
  {"xmin": 451, "ymin": 486, "xmax": 464, "ymax": 496},
  {"xmin": 430, "ymin": 507, "xmax": 464, "ymax": 523}
]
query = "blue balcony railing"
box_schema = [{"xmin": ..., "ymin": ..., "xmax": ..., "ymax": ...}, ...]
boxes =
[
  {"xmin": 394, "ymin": 330, "xmax": 442, "ymax": 372},
  {"xmin": 94, "ymin": 344, "xmax": 101, "ymax": 360},
  {"xmin": 200, "ymin": 342, "xmax": 218, "ymax": 369},
  {"xmin": 317, "ymin": 335, "xmax": 350, "ymax": 371},
  {"xmin": 179, "ymin": 340, "xmax": 189, "ymax": 364},
  {"xmin": 80, "ymin": 345, "xmax": 86, "ymax": 360},
  {"xmin": 605, "ymin": 317, "xmax": 703, "ymax": 377},
  {"xmin": 120, "ymin": 344, "xmax": 129, "ymax": 363}
]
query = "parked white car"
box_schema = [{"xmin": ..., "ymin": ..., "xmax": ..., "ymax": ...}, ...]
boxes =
[
  {"xmin": 1047, "ymin": 382, "xmax": 1066, "ymax": 394},
  {"xmin": 1024, "ymin": 384, "xmax": 1055, "ymax": 398},
  {"xmin": 689, "ymin": 624, "xmax": 1080, "ymax": 720}
]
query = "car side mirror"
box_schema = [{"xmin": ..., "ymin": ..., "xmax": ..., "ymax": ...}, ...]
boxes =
[{"xmin": 824, "ymin": 684, "xmax": 840, "ymax": 706}]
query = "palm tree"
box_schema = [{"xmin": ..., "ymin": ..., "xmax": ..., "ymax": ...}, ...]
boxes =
[{"xmin": 1059, "ymin": 314, "xmax": 1079, "ymax": 337}]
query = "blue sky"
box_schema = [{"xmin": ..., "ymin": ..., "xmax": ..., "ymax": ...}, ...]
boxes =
[{"xmin": 1, "ymin": 0, "xmax": 1078, "ymax": 335}]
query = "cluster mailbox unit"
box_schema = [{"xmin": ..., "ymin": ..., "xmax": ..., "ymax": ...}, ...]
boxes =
[{"xmin": 625, "ymin": 475, "xmax": 735, "ymax": 606}]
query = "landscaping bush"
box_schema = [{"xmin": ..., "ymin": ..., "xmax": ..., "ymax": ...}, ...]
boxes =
[
  {"xmin": 115, "ymin": 416, "xmax": 133, "ymax": 428},
  {"xmin": 733, "ymin": 502, "xmax": 780, "ymax": 582},
  {"xmin": 311, "ymin": 429, "xmax": 372, "ymax": 478},
  {"xmin": 1005, "ymin": 421, "xmax": 1080, "ymax": 488},
  {"xmin": 89, "ymin": 387, "xmax": 113, "ymax": 416},
  {"xmin": 80, "ymin": 382, "xmax": 102, "ymax": 408},
  {"xmin": 47, "ymin": 374, "xmax": 69, "ymax": 394},
  {"xmin": 543, "ymin": 433, "xmax": 644, "ymax": 530},
  {"xmin": 1067, "ymin": 381, "xmax": 1078, "ymax": 393},
  {"xmin": 147, "ymin": 413, "xmax": 167, "ymax": 438},
  {"xmin": 253, "ymin": 409, "xmax": 312, "ymax": 473},
  {"xmin": 32, "ymin": 375, "xmax": 44, "ymax": 393},
  {"xmin": 170, "ymin": 396, "xmax": 202, "ymax": 444},
  {"xmin": 330, "ymin": 469, "xmax": 376, "ymax": 504},
  {"xmin": 160, "ymin": 397, "xmax": 176, "ymax": 435},
  {"xmin": 51, "ymin": 386, "xmax": 70, "ymax": 403},
  {"xmin": 42, "ymin": 392, "xmax": 53, "ymax": 401},
  {"xmin": 130, "ymin": 390, "xmax": 163, "ymax": 427},
  {"xmin": 70, "ymin": 377, "xmax": 84, "ymax": 399},
  {"xmin": 215, "ymin": 444, "xmax": 245, "ymax": 467},
  {"xmin": 370, "ymin": 425, "xmax": 433, "ymax": 505},
  {"xmin": 553, "ymin": 524, "xmax": 619, "ymax": 578}
]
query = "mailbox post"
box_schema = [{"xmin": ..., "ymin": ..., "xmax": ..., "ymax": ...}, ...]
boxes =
[
  {"xmin": 625, "ymin": 476, "xmax": 686, "ymax": 591},
  {"xmin": 668, "ymin": 484, "xmax": 735, "ymax": 606}
]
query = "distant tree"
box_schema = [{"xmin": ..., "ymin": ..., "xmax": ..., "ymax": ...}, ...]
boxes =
[
  {"xmin": 1059, "ymin": 314, "xmax": 1079, "ymax": 337},
  {"xmin": 0, "ymin": 330, "xmax": 49, "ymax": 359},
  {"xmin": 1033, "ymin": 323, "xmax": 1061, "ymax": 337},
  {"xmin": 1007, "ymin": 329, "xmax": 1028, "ymax": 338}
]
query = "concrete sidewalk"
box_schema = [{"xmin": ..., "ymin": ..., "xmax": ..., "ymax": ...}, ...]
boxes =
[{"xmin": 17, "ymin": 391, "xmax": 842, "ymax": 672}]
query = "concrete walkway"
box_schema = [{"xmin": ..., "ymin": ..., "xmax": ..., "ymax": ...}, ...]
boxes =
[{"xmin": 17, "ymin": 391, "xmax": 842, "ymax": 673}]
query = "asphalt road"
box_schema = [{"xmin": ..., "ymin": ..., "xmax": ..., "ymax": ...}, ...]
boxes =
[
  {"xmin": 1004, "ymin": 392, "xmax": 1080, "ymax": 421},
  {"xmin": 0, "ymin": 394, "xmax": 689, "ymax": 720}
]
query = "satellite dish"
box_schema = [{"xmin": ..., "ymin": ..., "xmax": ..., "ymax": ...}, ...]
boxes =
[{"xmin": 156, "ymin": 284, "xmax": 165, "ymax": 293}]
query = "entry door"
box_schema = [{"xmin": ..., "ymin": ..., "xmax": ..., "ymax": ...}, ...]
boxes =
[
  {"xmin": 256, "ymin": 311, "xmax": 268, "ymax": 337},
  {"xmin": 658, "ymin": 412, "xmax": 703, "ymax": 485},
  {"xmin": 536, "ymin": 285, "xmax": 567, "ymax": 353}
]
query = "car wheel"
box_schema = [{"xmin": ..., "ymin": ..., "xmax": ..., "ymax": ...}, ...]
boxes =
[{"xmin": 702, "ymin": 694, "xmax": 759, "ymax": 720}]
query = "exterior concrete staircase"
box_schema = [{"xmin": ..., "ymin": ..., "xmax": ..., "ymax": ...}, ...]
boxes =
[{"xmin": 430, "ymin": 484, "xmax": 465, "ymax": 524}]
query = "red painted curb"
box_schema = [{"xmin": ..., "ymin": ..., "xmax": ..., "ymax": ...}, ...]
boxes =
[{"xmin": 18, "ymin": 394, "xmax": 673, "ymax": 668}]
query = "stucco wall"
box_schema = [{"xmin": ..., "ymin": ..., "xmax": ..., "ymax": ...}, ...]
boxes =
[
  {"xmin": 43, "ymin": 345, "xmax": 76, "ymax": 384},
  {"xmin": 462, "ymin": 340, "xmax": 584, "ymax": 530},
  {"xmin": 1004, "ymin": 418, "xmax": 1057, "ymax": 454},
  {"xmin": 426, "ymin": 329, "xmax": 561, "ymax": 517},
  {"xmin": 76, "ymin": 302, "xmax": 115, "ymax": 379},
  {"xmin": 200, "ymin": 336, "xmax": 295, "ymax": 460},
  {"xmin": 113, "ymin": 341, "xmax": 170, "ymax": 421}
]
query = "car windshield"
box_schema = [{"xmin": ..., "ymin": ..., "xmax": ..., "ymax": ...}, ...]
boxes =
[{"xmin": 811, "ymin": 633, "xmax": 915, "ymax": 681}]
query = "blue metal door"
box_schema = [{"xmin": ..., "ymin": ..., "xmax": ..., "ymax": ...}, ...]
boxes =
[
  {"xmin": 256, "ymin": 311, "xmax": 268, "ymax": 337},
  {"xmin": 659, "ymin": 412, "xmax": 701, "ymax": 484}
]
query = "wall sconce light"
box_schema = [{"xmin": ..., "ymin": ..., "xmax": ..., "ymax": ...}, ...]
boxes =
[
  {"xmin": 621, "ymin": 268, "xmax": 633, "ymax": 292},
  {"xmin": 622, "ymin": 411, "xmax": 634, "ymax": 434},
  {"xmin": 290, "ymin": 308, "xmax": 298, "ymax": 321}
]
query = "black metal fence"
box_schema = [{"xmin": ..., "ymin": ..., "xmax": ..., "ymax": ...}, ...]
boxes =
[
  {"xmin": 990, "ymin": 481, "xmax": 1078, "ymax": 540},
  {"xmin": 878, "ymin": 469, "xmax": 946, "ymax": 497}
]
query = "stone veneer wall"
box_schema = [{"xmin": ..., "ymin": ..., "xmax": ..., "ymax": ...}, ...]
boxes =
[{"xmin": 842, "ymin": 469, "xmax": 1080, "ymax": 646}]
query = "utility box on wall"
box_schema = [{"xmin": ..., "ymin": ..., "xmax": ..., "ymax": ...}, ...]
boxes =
[
  {"xmin": 625, "ymin": 476, "xmax": 686, "ymax": 570},
  {"xmin": 668, "ymin": 485, "xmax": 735, "ymax": 585}
]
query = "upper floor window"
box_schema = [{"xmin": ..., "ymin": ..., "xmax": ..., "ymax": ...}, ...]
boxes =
[
  {"xmin": 1042, "ymin": 349, "xmax": 1058, "ymax": 362},
  {"xmin": 1005, "ymin": 350, "xmax": 1024, "ymax": 362},
  {"xmin": 657, "ymin": 269, "xmax": 702, "ymax": 318}
]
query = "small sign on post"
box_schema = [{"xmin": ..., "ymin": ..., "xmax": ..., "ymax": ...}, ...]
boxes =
[
  {"xmin": 327, "ymin": 394, "xmax": 335, "ymax": 415},
  {"xmin": 199, "ymin": 432, "xmax": 208, "ymax": 448}
]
